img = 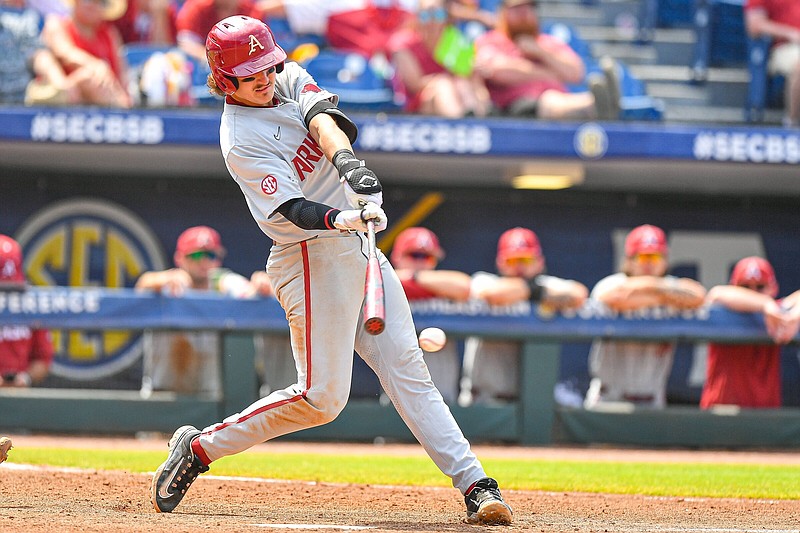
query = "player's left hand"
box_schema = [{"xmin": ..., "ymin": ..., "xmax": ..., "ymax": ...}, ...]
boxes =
[
  {"xmin": 333, "ymin": 149, "xmax": 383, "ymax": 208},
  {"xmin": 333, "ymin": 203, "xmax": 387, "ymax": 233}
]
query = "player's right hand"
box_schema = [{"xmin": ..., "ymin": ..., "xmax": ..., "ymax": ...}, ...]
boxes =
[
  {"xmin": 333, "ymin": 204, "xmax": 387, "ymax": 233},
  {"xmin": 161, "ymin": 269, "xmax": 193, "ymax": 296},
  {"xmin": 333, "ymin": 149, "xmax": 383, "ymax": 208}
]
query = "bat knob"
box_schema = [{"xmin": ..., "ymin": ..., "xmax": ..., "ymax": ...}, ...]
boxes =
[{"xmin": 364, "ymin": 317, "xmax": 385, "ymax": 335}]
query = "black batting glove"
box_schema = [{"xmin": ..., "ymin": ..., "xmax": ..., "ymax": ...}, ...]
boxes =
[{"xmin": 333, "ymin": 149, "xmax": 383, "ymax": 208}]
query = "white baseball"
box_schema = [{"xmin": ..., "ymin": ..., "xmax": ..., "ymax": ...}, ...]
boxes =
[{"xmin": 418, "ymin": 327, "xmax": 446, "ymax": 352}]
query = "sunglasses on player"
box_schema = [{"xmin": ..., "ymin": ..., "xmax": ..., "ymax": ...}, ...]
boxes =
[
  {"xmin": 738, "ymin": 283, "xmax": 768, "ymax": 291},
  {"xmin": 406, "ymin": 251, "xmax": 436, "ymax": 261},
  {"xmin": 634, "ymin": 253, "xmax": 664, "ymax": 263},
  {"xmin": 185, "ymin": 250, "xmax": 220, "ymax": 261},
  {"xmin": 504, "ymin": 256, "xmax": 535, "ymax": 267}
]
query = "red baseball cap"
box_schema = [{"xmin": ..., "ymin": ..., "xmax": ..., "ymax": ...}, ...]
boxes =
[
  {"xmin": 624, "ymin": 224, "xmax": 667, "ymax": 257},
  {"xmin": 497, "ymin": 227, "xmax": 542, "ymax": 262},
  {"xmin": 0, "ymin": 234, "xmax": 24, "ymax": 283},
  {"xmin": 175, "ymin": 226, "xmax": 225, "ymax": 257},
  {"xmin": 730, "ymin": 256, "xmax": 778, "ymax": 295},
  {"xmin": 390, "ymin": 227, "xmax": 444, "ymax": 263}
]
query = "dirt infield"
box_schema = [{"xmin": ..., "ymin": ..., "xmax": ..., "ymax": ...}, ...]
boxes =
[{"xmin": 1, "ymin": 435, "xmax": 800, "ymax": 533}]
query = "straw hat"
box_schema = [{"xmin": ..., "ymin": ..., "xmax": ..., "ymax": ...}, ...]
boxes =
[{"xmin": 66, "ymin": 0, "xmax": 128, "ymax": 21}]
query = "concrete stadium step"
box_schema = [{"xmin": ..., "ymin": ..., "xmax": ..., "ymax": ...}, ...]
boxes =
[
  {"xmin": 539, "ymin": 0, "xmax": 605, "ymax": 26},
  {"xmin": 577, "ymin": 25, "xmax": 696, "ymax": 66},
  {"xmin": 628, "ymin": 65, "xmax": 749, "ymax": 107},
  {"xmin": 645, "ymin": 81, "xmax": 709, "ymax": 106},
  {"xmin": 663, "ymin": 104, "xmax": 783, "ymax": 125}
]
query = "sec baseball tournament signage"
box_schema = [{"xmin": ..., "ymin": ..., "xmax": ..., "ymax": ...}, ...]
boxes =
[
  {"xmin": 2, "ymin": 106, "xmax": 799, "ymax": 165},
  {"xmin": 14, "ymin": 198, "xmax": 166, "ymax": 380}
]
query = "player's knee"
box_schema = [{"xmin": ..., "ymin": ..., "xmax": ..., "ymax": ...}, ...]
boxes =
[{"xmin": 305, "ymin": 388, "xmax": 349, "ymax": 424}]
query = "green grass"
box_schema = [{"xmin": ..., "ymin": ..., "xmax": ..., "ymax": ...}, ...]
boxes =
[{"xmin": 9, "ymin": 447, "xmax": 800, "ymax": 500}]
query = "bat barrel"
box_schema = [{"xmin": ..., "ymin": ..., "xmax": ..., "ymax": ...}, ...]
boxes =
[{"xmin": 363, "ymin": 220, "xmax": 385, "ymax": 335}]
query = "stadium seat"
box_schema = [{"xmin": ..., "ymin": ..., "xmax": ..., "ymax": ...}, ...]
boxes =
[
  {"xmin": 123, "ymin": 44, "xmax": 220, "ymax": 107},
  {"xmin": 304, "ymin": 50, "xmax": 401, "ymax": 112},
  {"xmin": 745, "ymin": 36, "xmax": 785, "ymax": 122},
  {"xmin": 122, "ymin": 44, "xmax": 173, "ymax": 68},
  {"xmin": 267, "ymin": 17, "xmax": 327, "ymax": 56},
  {"xmin": 543, "ymin": 22, "xmax": 593, "ymax": 63},
  {"xmin": 691, "ymin": 0, "xmax": 748, "ymax": 82},
  {"xmin": 542, "ymin": 23, "xmax": 664, "ymax": 121}
]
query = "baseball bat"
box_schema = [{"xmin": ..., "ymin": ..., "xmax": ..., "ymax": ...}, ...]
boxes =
[{"xmin": 363, "ymin": 220, "xmax": 386, "ymax": 335}]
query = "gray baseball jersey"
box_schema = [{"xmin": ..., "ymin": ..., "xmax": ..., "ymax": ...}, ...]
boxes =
[
  {"xmin": 584, "ymin": 272, "xmax": 676, "ymax": 408},
  {"xmin": 195, "ymin": 61, "xmax": 487, "ymax": 494}
]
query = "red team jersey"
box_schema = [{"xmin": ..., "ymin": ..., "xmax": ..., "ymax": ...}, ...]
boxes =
[
  {"xmin": 0, "ymin": 326, "xmax": 54, "ymax": 376},
  {"xmin": 700, "ymin": 342, "xmax": 781, "ymax": 409},
  {"xmin": 175, "ymin": 0, "xmax": 260, "ymax": 44},
  {"xmin": 399, "ymin": 276, "xmax": 437, "ymax": 300}
]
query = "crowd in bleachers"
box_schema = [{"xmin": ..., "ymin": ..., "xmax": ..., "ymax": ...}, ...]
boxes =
[
  {"xmin": 1, "ymin": 0, "xmax": 796, "ymax": 122},
  {"xmin": 0, "ymin": 0, "xmax": 671, "ymax": 120}
]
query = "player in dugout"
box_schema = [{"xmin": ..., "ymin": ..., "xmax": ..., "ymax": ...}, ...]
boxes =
[
  {"xmin": 0, "ymin": 234, "xmax": 54, "ymax": 388},
  {"xmin": 149, "ymin": 15, "xmax": 513, "ymax": 526}
]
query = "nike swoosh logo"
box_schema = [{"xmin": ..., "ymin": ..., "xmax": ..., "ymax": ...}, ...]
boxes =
[
  {"xmin": 157, "ymin": 463, "xmax": 181, "ymax": 499},
  {"xmin": 274, "ymin": 126, "xmax": 281, "ymax": 141}
]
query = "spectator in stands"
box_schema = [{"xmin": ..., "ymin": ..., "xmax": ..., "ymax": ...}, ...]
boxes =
[
  {"xmin": 473, "ymin": 0, "xmax": 621, "ymax": 120},
  {"xmin": 744, "ymin": 0, "xmax": 800, "ymax": 127},
  {"xmin": 114, "ymin": 0, "xmax": 177, "ymax": 45},
  {"xmin": 390, "ymin": 227, "xmax": 472, "ymax": 404},
  {"xmin": 701, "ymin": 257, "xmax": 800, "ymax": 409},
  {"xmin": 0, "ymin": 235, "xmax": 54, "ymax": 388},
  {"xmin": 257, "ymin": 0, "xmax": 374, "ymax": 39},
  {"xmin": 0, "ymin": 0, "xmax": 77, "ymax": 105},
  {"xmin": 584, "ymin": 224, "xmax": 707, "ymax": 410},
  {"xmin": 41, "ymin": 0, "xmax": 133, "ymax": 107},
  {"xmin": 136, "ymin": 226, "xmax": 260, "ymax": 396},
  {"xmin": 387, "ymin": 0, "xmax": 493, "ymax": 118},
  {"xmin": 459, "ymin": 227, "xmax": 587, "ymax": 405},
  {"xmin": 447, "ymin": 0, "xmax": 497, "ymax": 30},
  {"xmin": 174, "ymin": 0, "xmax": 261, "ymax": 63}
]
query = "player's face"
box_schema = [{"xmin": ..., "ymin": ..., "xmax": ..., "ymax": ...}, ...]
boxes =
[
  {"xmin": 395, "ymin": 250, "xmax": 438, "ymax": 272},
  {"xmin": 497, "ymin": 254, "xmax": 542, "ymax": 279},
  {"xmin": 176, "ymin": 249, "xmax": 223, "ymax": 285},
  {"xmin": 232, "ymin": 66, "xmax": 277, "ymax": 106},
  {"xmin": 629, "ymin": 252, "xmax": 668, "ymax": 276}
]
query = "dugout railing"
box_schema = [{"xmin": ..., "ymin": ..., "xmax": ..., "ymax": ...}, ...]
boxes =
[{"xmin": 1, "ymin": 287, "xmax": 799, "ymax": 448}]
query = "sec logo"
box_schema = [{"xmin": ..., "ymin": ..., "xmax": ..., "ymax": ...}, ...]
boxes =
[
  {"xmin": 573, "ymin": 123, "xmax": 608, "ymax": 160},
  {"xmin": 261, "ymin": 175, "xmax": 278, "ymax": 195},
  {"xmin": 14, "ymin": 198, "xmax": 166, "ymax": 380}
]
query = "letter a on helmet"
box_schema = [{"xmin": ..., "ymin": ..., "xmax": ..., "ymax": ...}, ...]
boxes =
[{"xmin": 206, "ymin": 15, "xmax": 287, "ymax": 95}]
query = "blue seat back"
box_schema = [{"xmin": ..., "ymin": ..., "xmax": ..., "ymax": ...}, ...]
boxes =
[
  {"xmin": 304, "ymin": 50, "xmax": 400, "ymax": 112},
  {"xmin": 746, "ymin": 36, "xmax": 785, "ymax": 122}
]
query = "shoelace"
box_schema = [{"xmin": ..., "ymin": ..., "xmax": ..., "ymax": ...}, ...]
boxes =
[
  {"xmin": 171, "ymin": 455, "xmax": 209, "ymax": 495},
  {"xmin": 473, "ymin": 485, "xmax": 502, "ymax": 505}
]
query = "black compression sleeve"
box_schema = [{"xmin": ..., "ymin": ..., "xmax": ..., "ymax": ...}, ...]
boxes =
[
  {"xmin": 276, "ymin": 198, "xmax": 341, "ymax": 230},
  {"xmin": 527, "ymin": 276, "xmax": 546, "ymax": 302}
]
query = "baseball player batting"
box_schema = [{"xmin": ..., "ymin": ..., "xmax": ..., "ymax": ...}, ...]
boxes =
[{"xmin": 150, "ymin": 15, "xmax": 512, "ymax": 526}]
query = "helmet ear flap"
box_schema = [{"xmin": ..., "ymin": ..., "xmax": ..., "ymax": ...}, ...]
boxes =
[{"xmin": 219, "ymin": 74, "xmax": 238, "ymax": 95}]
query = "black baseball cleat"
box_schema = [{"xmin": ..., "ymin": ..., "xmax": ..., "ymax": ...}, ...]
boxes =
[
  {"xmin": 464, "ymin": 477, "xmax": 513, "ymax": 526},
  {"xmin": 151, "ymin": 425, "xmax": 209, "ymax": 513}
]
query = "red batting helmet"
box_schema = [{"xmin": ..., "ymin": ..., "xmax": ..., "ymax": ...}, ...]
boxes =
[
  {"xmin": 206, "ymin": 15, "xmax": 287, "ymax": 95},
  {"xmin": 730, "ymin": 256, "xmax": 778, "ymax": 297},
  {"xmin": 0, "ymin": 234, "xmax": 24, "ymax": 283},
  {"xmin": 624, "ymin": 224, "xmax": 667, "ymax": 257},
  {"xmin": 390, "ymin": 227, "xmax": 444, "ymax": 264},
  {"xmin": 174, "ymin": 226, "xmax": 226, "ymax": 263},
  {"xmin": 497, "ymin": 227, "xmax": 542, "ymax": 262}
]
